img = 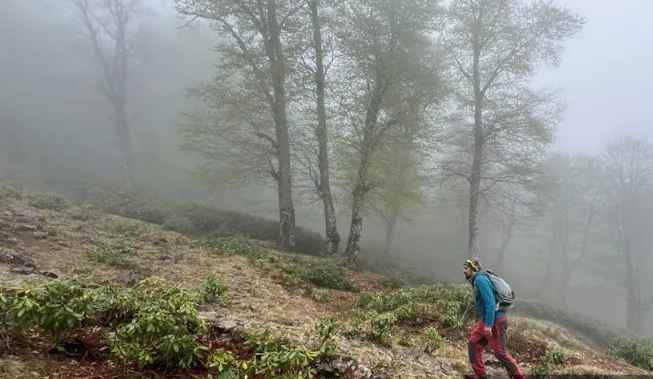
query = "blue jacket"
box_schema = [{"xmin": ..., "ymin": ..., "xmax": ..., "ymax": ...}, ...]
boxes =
[{"xmin": 469, "ymin": 272, "xmax": 504, "ymax": 327}]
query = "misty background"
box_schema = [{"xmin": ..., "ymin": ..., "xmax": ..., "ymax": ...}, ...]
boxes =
[{"xmin": 1, "ymin": 0, "xmax": 652, "ymax": 337}]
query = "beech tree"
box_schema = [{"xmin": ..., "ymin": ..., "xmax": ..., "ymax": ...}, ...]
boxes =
[
  {"xmin": 175, "ymin": 0, "xmax": 305, "ymax": 250},
  {"xmin": 64, "ymin": 0, "xmax": 141, "ymax": 186},
  {"xmin": 440, "ymin": 0, "xmax": 585, "ymax": 258},
  {"xmin": 291, "ymin": 0, "xmax": 341, "ymax": 255},
  {"xmin": 330, "ymin": 0, "xmax": 443, "ymax": 262},
  {"xmin": 536, "ymin": 152, "xmax": 605, "ymax": 309},
  {"xmin": 601, "ymin": 136, "xmax": 653, "ymax": 334}
]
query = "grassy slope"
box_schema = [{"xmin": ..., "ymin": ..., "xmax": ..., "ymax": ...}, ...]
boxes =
[{"xmin": 0, "ymin": 187, "xmax": 649, "ymax": 379}]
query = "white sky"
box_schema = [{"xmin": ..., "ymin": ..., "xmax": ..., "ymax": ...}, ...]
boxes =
[{"xmin": 534, "ymin": 0, "xmax": 653, "ymax": 154}]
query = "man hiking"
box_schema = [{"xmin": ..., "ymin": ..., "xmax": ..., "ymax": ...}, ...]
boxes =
[{"xmin": 463, "ymin": 258, "xmax": 525, "ymax": 379}]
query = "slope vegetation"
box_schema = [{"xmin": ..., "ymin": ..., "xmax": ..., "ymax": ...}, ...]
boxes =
[{"xmin": 0, "ymin": 182, "xmax": 651, "ymax": 379}]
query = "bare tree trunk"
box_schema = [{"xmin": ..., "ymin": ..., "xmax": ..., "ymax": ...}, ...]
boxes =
[
  {"xmin": 69, "ymin": 0, "xmax": 137, "ymax": 187},
  {"xmin": 384, "ymin": 210, "xmax": 398, "ymax": 256},
  {"xmin": 345, "ymin": 152, "xmax": 371, "ymax": 262},
  {"xmin": 344, "ymin": 67, "xmax": 386, "ymax": 262},
  {"xmin": 468, "ymin": 38, "xmax": 484, "ymax": 259},
  {"xmin": 308, "ymin": 0, "xmax": 339, "ymax": 256},
  {"xmin": 268, "ymin": 0, "xmax": 296, "ymax": 251},
  {"xmin": 623, "ymin": 241, "xmax": 645, "ymax": 334},
  {"xmin": 559, "ymin": 199, "xmax": 595, "ymax": 311},
  {"xmin": 494, "ymin": 216, "xmax": 514, "ymax": 269},
  {"xmin": 540, "ymin": 222, "xmax": 559, "ymax": 298},
  {"xmin": 113, "ymin": 97, "xmax": 133, "ymax": 186}
]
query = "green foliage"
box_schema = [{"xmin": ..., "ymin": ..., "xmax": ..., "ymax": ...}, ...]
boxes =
[
  {"xmin": 0, "ymin": 277, "xmax": 100, "ymax": 345},
  {"xmin": 56, "ymin": 184, "xmax": 325, "ymax": 256},
  {"xmin": 163, "ymin": 215, "xmax": 196, "ymax": 234},
  {"xmin": 0, "ymin": 274, "xmax": 340, "ymax": 376},
  {"xmin": 202, "ymin": 236, "xmax": 264, "ymax": 259},
  {"xmin": 205, "ymin": 348, "xmax": 241, "ymax": 377},
  {"xmin": 241, "ymin": 318, "xmax": 341, "ymax": 379},
  {"xmin": 27, "ymin": 192, "xmax": 69, "ymax": 211},
  {"xmin": 201, "ymin": 274, "xmax": 231, "ymax": 307},
  {"xmin": 0, "ymin": 183, "xmax": 22, "ymax": 202},
  {"xmin": 311, "ymin": 289, "xmax": 330, "ymax": 303},
  {"xmin": 69, "ymin": 205, "xmax": 101, "ymax": 221},
  {"xmin": 107, "ymin": 277, "xmax": 208, "ymax": 370},
  {"xmin": 305, "ymin": 260, "xmax": 351, "ymax": 291},
  {"xmin": 347, "ymin": 284, "xmax": 474, "ymax": 345},
  {"xmin": 530, "ymin": 347, "xmax": 567, "ymax": 375},
  {"xmin": 378, "ymin": 272, "xmax": 406, "ymax": 289},
  {"xmin": 107, "ymin": 218, "xmax": 147, "ymax": 238},
  {"xmin": 421, "ymin": 327, "xmax": 445, "ymax": 354},
  {"xmin": 85, "ymin": 238, "xmax": 143, "ymax": 271},
  {"xmin": 606, "ymin": 336, "xmax": 653, "ymax": 371}
]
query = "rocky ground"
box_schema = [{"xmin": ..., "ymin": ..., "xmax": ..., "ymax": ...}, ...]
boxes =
[{"xmin": 0, "ymin": 189, "xmax": 650, "ymax": 379}]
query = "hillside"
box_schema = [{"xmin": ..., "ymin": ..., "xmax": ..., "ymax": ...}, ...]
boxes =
[{"xmin": 0, "ymin": 182, "xmax": 651, "ymax": 379}]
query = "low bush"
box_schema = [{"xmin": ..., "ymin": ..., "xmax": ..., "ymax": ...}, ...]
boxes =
[
  {"xmin": 53, "ymin": 183, "xmax": 325, "ymax": 256},
  {"xmin": 162, "ymin": 215, "xmax": 196, "ymax": 234},
  {"xmin": 107, "ymin": 277, "xmax": 209, "ymax": 370},
  {"xmin": 201, "ymin": 274, "xmax": 231, "ymax": 307},
  {"xmin": 0, "ymin": 276, "xmax": 342, "ymax": 377},
  {"xmin": 529, "ymin": 347, "xmax": 567, "ymax": 375},
  {"xmin": 27, "ymin": 192, "xmax": 69, "ymax": 211},
  {"xmin": 0, "ymin": 183, "xmax": 22, "ymax": 202},
  {"xmin": 606, "ymin": 336, "xmax": 653, "ymax": 371},
  {"xmin": 68, "ymin": 205, "xmax": 100, "ymax": 221},
  {"xmin": 85, "ymin": 238, "xmax": 145, "ymax": 273},
  {"xmin": 421, "ymin": 327, "xmax": 446, "ymax": 354},
  {"xmin": 0, "ymin": 277, "xmax": 100, "ymax": 345},
  {"xmin": 344, "ymin": 284, "xmax": 475, "ymax": 345},
  {"xmin": 305, "ymin": 260, "xmax": 351, "ymax": 291}
]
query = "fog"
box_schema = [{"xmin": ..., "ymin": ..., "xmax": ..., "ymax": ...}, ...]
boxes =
[{"xmin": 1, "ymin": 0, "xmax": 651, "ymax": 337}]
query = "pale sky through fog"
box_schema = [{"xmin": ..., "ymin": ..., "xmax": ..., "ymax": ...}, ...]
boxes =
[
  {"xmin": 534, "ymin": 0, "xmax": 653, "ymax": 154},
  {"xmin": 22, "ymin": 0, "xmax": 653, "ymax": 156},
  {"xmin": 156, "ymin": 0, "xmax": 653, "ymax": 155}
]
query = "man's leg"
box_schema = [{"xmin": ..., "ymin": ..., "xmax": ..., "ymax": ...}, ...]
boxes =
[
  {"xmin": 487, "ymin": 315, "xmax": 524, "ymax": 379},
  {"xmin": 467, "ymin": 319, "xmax": 488, "ymax": 378}
]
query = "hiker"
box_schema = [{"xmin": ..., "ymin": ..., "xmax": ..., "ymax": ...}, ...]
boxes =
[{"xmin": 463, "ymin": 258, "xmax": 524, "ymax": 379}]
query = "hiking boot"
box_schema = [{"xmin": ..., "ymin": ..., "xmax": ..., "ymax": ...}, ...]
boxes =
[{"xmin": 464, "ymin": 373, "xmax": 486, "ymax": 379}]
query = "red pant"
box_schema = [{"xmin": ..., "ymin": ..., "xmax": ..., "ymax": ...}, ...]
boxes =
[{"xmin": 468, "ymin": 315, "xmax": 524, "ymax": 378}]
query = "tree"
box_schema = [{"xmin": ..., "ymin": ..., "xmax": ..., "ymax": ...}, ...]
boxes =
[
  {"xmin": 536, "ymin": 152, "xmax": 606, "ymax": 309},
  {"xmin": 601, "ymin": 135, "xmax": 653, "ymax": 334},
  {"xmin": 63, "ymin": 0, "xmax": 141, "ymax": 186},
  {"xmin": 290, "ymin": 0, "xmax": 341, "ymax": 255},
  {"xmin": 175, "ymin": 0, "xmax": 305, "ymax": 250},
  {"xmin": 485, "ymin": 178, "xmax": 549, "ymax": 270},
  {"xmin": 330, "ymin": 0, "xmax": 444, "ymax": 262},
  {"xmin": 339, "ymin": 103, "xmax": 434, "ymax": 256},
  {"xmin": 440, "ymin": 0, "xmax": 585, "ymax": 258}
]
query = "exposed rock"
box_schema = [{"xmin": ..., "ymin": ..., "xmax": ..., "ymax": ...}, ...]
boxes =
[
  {"xmin": 32, "ymin": 231, "xmax": 47, "ymax": 239},
  {"xmin": 0, "ymin": 252, "xmax": 38, "ymax": 269},
  {"xmin": 152, "ymin": 237, "xmax": 168, "ymax": 246},
  {"xmin": 329, "ymin": 356, "xmax": 372, "ymax": 379},
  {"xmin": 39, "ymin": 269, "xmax": 61, "ymax": 279},
  {"xmin": 215, "ymin": 319, "xmax": 239, "ymax": 333},
  {"xmin": 16, "ymin": 224, "xmax": 37, "ymax": 231},
  {"xmin": 15, "ymin": 211, "xmax": 45, "ymax": 223},
  {"xmin": 11, "ymin": 266, "xmax": 36, "ymax": 275}
]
